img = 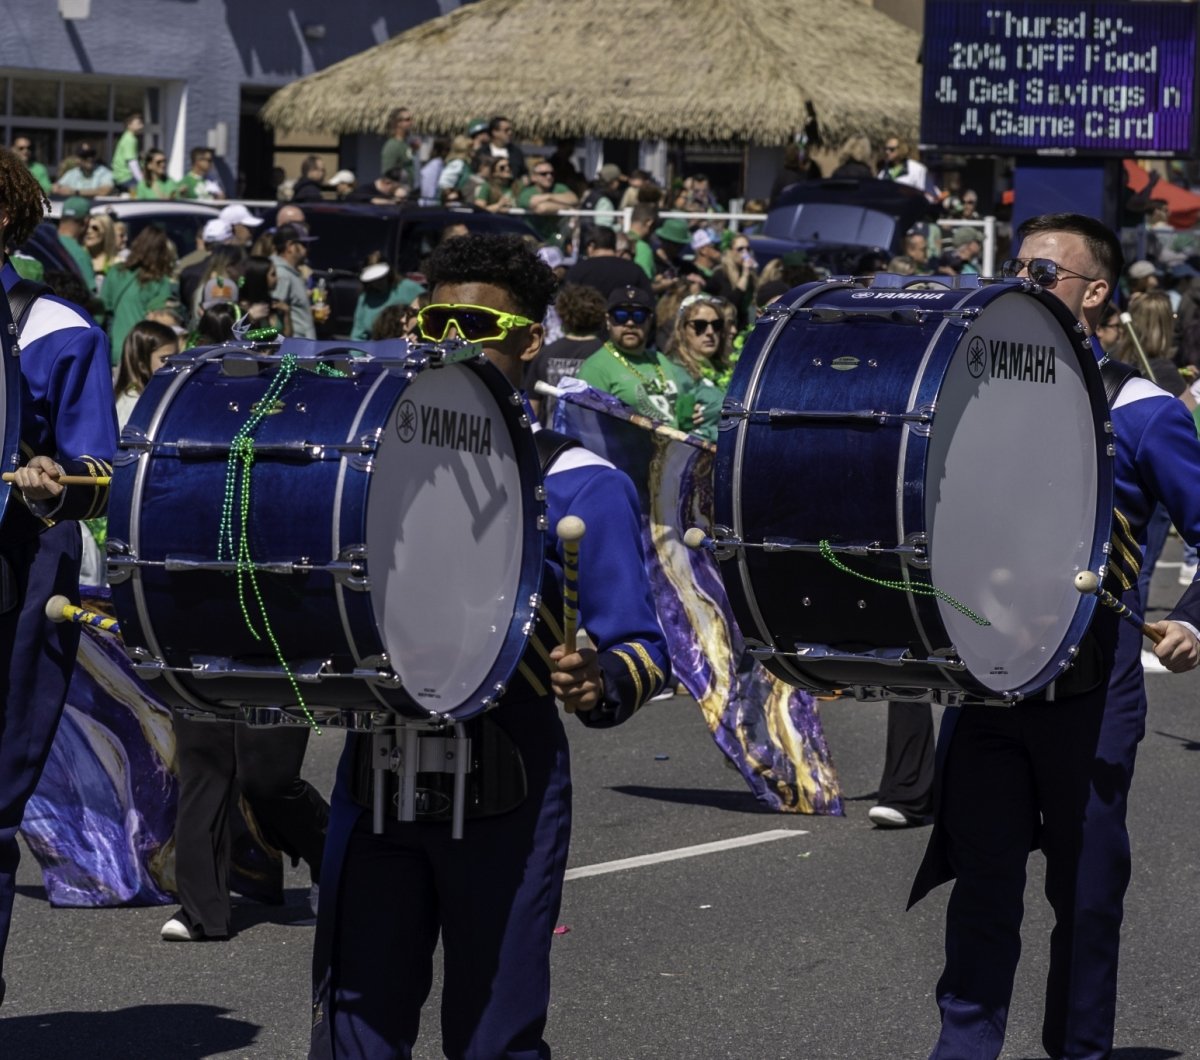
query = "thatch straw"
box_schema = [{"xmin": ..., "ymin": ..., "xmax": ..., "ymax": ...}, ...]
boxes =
[{"xmin": 261, "ymin": 0, "xmax": 921, "ymax": 148}]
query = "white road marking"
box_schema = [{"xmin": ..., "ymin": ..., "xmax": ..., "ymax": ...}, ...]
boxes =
[{"xmin": 564, "ymin": 828, "xmax": 809, "ymax": 881}]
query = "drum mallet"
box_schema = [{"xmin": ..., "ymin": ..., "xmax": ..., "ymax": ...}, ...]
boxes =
[
  {"xmin": 3, "ymin": 472, "xmax": 112, "ymax": 487},
  {"xmin": 1117, "ymin": 312, "xmax": 1157, "ymax": 384},
  {"xmin": 44, "ymin": 594, "xmax": 121, "ymax": 635},
  {"xmin": 1073, "ymin": 571, "xmax": 1163, "ymax": 644},
  {"xmin": 556, "ymin": 516, "xmax": 587, "ymax": 714}
]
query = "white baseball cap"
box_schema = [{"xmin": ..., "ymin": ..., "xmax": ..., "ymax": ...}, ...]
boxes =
[
  {"xmin": 219, "ymin": 204, "xmax": 264, "ymax": 227},
  {"xmin": 201, "ymin": 218, "xmax": 233, "ymax": 244}
]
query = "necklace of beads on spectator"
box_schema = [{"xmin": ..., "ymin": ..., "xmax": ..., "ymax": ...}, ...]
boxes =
[{"xmin": 603, "ymin": 341, "xmax": 668, "ymax": 394}]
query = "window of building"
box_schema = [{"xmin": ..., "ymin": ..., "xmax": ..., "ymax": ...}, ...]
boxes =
[{"xmin": 0, "ymin": 71, "xmax": 163, "ymax": 181}]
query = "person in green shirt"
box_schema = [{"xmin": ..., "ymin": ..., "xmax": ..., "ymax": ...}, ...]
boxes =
[
  {"xmin": 11, "ymin": 136, "xmax": 51, "ymax": 195},
  {"xmin": 517, "ymin": 160, "xmax": 579, "ymax": 243},
  {"xmin": 133, "ymin": 149, "xmax": 179, "ymax": 200},
  {"xmin": 379, "ymin": 107, "xmax": 417, "ymax": 188},
  {"xmin": 179, "ymin": 146, "xmax": 225, "ymax": 200},
  {"xmin": 350, "ymin": 263, "xmax": 425, "ymax": 340},
  {"xmin": 627, "ymin": 203, "xmax": 658, "ymax": 282},
  {"xmin": 111, "ymin": 112, "xmax": 144, "ymax": 192},
  {"xmin": 100, "ymin": 225, "xmax": 178, "ymax": 363},
  {"xmin": 57, "ymin": 197, "xmax": 97, "ymax": 293},
  {"xmin": 576, "ymin": 286, "xmax": 697, "ymax": 431}
]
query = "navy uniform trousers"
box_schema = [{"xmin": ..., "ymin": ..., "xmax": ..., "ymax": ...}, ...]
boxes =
[
  {"xmin": 309, "ymin": 696, "xmax": 571, "ymax": 1060},
  {"xmin": 0, "ymin": 522, "xmax": 81, "ymax": 980},
  {"xmin": 920, "ymin": 608, "xmax": 1138, "ymax": 1060}
]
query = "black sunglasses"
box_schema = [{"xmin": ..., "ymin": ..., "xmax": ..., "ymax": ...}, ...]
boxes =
[
  {"xmin": 686, "ymin": 318, "xmax": 723, "ymax": 335},
  {"xmin": 533, "ymin": 169, "xmax": 554, "ymax": 177},
  {"xmin": 1000, "ymin": 258, "xmax": 1100, "ymax": 287},
  {"xmin": 610, "ymin": 306, "xmax": 650, "ymax": 325}
]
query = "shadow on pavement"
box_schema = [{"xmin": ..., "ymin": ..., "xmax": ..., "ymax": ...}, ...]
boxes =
[
  {"xmin": 1018, "ymin": 1052, "xmax": 1181, "ymax": 1060},
  {"xmin": 608, "ymin": 785, "xmax": 774, "ymax": 812},
  {"xmin": 1151, "ymin": 729, "xmax": 1200, "ymax": 751},
  {"xmin": 0, "ymin": 1004, "xmax": 259, "ymax": 1059}
]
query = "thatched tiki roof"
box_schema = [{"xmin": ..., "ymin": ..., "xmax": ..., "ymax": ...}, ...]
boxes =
[{"xmin": 261, "ymin": 0, "xmax": 921, "ymax": 148}]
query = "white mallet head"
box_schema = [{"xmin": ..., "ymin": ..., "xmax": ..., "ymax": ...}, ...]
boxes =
[
  {"xmin": 556, "ymin": 516, "xmax": 586, "ymax": 544},
  {"xmin": 683, "ymin": 527, "xmax": 708, "ymax": 550},
  {"xmin": 1074, "ymin": 571, "xmax": 1100, "ymax": 594}
]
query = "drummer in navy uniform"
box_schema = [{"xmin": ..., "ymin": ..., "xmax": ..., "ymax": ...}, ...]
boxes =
[
  {"xmin": 0, "ymin": 147, "xmax": 116, "ymax": 1006},
  {"xmin": 911, "ymin": 213, "xmax": 1200, "ymax": 1059},
  {"xmin": 309, "ymin": 233, "xmax": 671, "ymax": 1059}
]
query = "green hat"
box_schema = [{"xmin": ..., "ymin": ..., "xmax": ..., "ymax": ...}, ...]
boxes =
[
  {"xmin": 656, "ymin": 218, "xmax": 691, "ymax": 245},
  {"xmin": 467, "ymin": 118, "xmax": 489, "ymax": 137},
  {"xmin": 60, "ymin": 196, "xmax": 90, "ymax": 221}
]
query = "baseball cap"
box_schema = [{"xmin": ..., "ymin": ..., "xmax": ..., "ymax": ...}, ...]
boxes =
[
  {"xmin": 219, "ymin": 204, "xmax": 264, "ymax": 228},
  {"xmin": 467, "ymin": 118, "xmax": 489, "ymax": 137},
  {"xmin": 76, "ymin": 143, "xmax": 97, "ymax": 159},
  {"xmin": 598, "ymin": 163, "xmax": 624, "ymax": 184},
  {"xmin": 200, "ymin": 275, "xmax": 238, "ymax": 309},
  {"xmin": 952, "ymin": 226, "xmax": 982, "ymax": 248},
  {"xmin": 327, "ymin": 169, "xmax": 356, "ymax": 186},
  {"xmin": 60, "ymin": 197, "xmax": 90, "ymax": 221},
  {"xmin": 360, "ymin": 262, "xmax": 390, "ymax": 283},
  {"xmin": 606, "ymin": 285, "xmax": 655, "ymax": 312},
  {"xmin": 275, "ymin": 222, "xmax": 318, "ymax": 245},
  {"xmin": 537, "ymin": 246, "xmax": 565, "ymax": 270},
  {"xmin": 201, "ymin": 218, "xmax": 233, "ymax": 244},
  {"xmin": 690, "ymin": 228, "xmax": 718, "ymax": 252},
  {"xmin": 1127, "ymin": 260, "xmax": 1159, "ymax": 280},
  {"xmin": 655, "ymin": 218, "xmax": 692, "ymax": 245}
]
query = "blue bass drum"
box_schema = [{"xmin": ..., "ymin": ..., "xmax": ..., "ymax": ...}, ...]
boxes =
[
  {"xmin": 107, "ymin": 342, "xmax": 545, "ymax": 725},
  {"xmin": 715, "ymin": 277, "xmax": 1114, "ymax": 703},
  {"xmin": 0, "ymin": 293, "xmax": 18, "ymax": 525}
]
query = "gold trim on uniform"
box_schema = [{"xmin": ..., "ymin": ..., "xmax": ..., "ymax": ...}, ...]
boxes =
[
  {"xmin": 1108, "ymin": 508, "xmax": 1140, "ymax": 590},
  {"xmin": 611, "ymin": 648, "xmax": 644, "ymax": 706},
  {"xmin": 629, "ymin": 641, "xmax": 665, "ymax": 697}
]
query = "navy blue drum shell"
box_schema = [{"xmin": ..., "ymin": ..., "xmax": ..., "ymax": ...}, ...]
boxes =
[
  {"xmin": 108, "ymin": 347, "xmax": 544, "ymax": 722},
  {"xmin": 716, "ymin": 280, "xmax": 1113, "ymax": 700}
]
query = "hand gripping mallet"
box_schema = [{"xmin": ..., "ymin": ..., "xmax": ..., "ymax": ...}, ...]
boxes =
[
  {"xmin": 556, "ymin": 516, "xmax": 587, "ymax": 714},
  {"xmin": 1073, "ymin": 571, "xmax": 1163, "ymax": 645},
  {"xmin": 44, "ymin": 594, "xmax": 121, "ymax": 635},
  {"xmin": 3, "ymin": 472, "xmax": 112, "ymax": 487}
]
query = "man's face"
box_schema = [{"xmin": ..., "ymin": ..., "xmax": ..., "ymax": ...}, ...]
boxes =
[
  {"xmin": 79, "ymin": 151, "xmax": 97, "ymax": 173},
  {"xmin": 129, "ymin": 116, "xmax": 145, "ymax": 135},
  {"xmin": 12, "ymin": 138, "xmax": 31, "ymax": 160},
  {"xmin": 430, "ymin": 280, "xmax": 541, "ymax": 388},
  {"xmin": 195, "ymin": 153, "xmax": 212, "ymax": 175},
  {"xmin": 232, "ymin": 223, "xmax": 254, "ymax": 246},
  {"xmin": 961, "ymin": 194, "xmax": 978, "ymax": 215},
  {"xmin": 906, "ymin": 235, "xmax": 927, "ymax": 259},
  {"xmin": 530, "ymin": 164, "xmax": 555, "ymax": 190},
  {"xmin": 394, "ymin": 111, "xmax": 412, "ymax": 136},
  {"xmin": 883, "ymin": 139, "xmax": 901, "ymax": 163},
  {"xmin": 607, "ymin": 304, "xmax": 652, "ymax": 354},
  {"xmin": 1014, "ymin": 230, "xmax": 1107, "ymax": 326},
  {"xmin": 698, "ymin": 243, "xmax": 721, "ymax": 267},
  {"xmin": 491, "ymin": 121, "xmax": 512, "ymax": 146},
  {"xmin": 960, "ymin": 239, "xmax": 980, "ymax": 260}
]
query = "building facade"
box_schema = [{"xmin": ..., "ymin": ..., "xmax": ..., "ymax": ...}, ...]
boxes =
[{"xmin": 0, "ymin": 0, "xmax": 459, "ymax": 196}]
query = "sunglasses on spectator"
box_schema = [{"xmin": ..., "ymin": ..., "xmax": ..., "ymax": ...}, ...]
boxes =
[
  {"xmin": 686, "ymin": 317, "xmax": 723, "ymax": 335},
  {"xmin": 1000, "ymin": 258, "xmax": 1100, "ymax": 287},
  {"xmin": 416, "ymin": 303, "xmax": 534, "ymax": 342},
  {"xmin": 533, "ymin": 169, "xmax": 554, "ymax": 177},
  {"xmin": 610, "ymin": 306, "xmax": 651, "ymax": 326}
]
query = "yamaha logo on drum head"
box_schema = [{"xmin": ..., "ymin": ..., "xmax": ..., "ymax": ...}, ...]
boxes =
[
  {"xmin": 832, "ymin": 355, "xmax": 860, "ymax": 371},
  {"xmin": 967, "ymin": 337, "xmax": 988, "ymax": 378},
  {"xmin": 396, "ymin": 399, "xmax": 418, "ymax": 442}
]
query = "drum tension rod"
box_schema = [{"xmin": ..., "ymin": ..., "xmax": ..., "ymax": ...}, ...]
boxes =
[{"xmin": 723, "ymin": 408, "xmax": 933, "ymax": 427}]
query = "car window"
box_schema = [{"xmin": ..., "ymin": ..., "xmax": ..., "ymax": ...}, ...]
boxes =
[
  {"xmin": 123, "ymin": 214, "xmax": 209, "ymax": 260},
  {"xmin": 301, "ymin": 214, "xmax": 398, "ymax": 274},
  {"xmin": 764, "ymin": 203, "xmax": 899, "ymax": 250}
]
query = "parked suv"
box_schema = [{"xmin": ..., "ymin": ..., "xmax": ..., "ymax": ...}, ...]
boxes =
[{"xmin": 297, "ymin": 203, "xmax": 538, "ymax": 338}]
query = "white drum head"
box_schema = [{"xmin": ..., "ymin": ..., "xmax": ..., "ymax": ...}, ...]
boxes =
[
  {"xmin": 366, "ymin": 365, "xmax": 525, "ymax": 713},
  {"xmin": 922, "ymin": 292, "xmax": 1100, "ymax": 692}
]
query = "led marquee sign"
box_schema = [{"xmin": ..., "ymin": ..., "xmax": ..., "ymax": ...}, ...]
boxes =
[{"xmin": 921, "ymin": 1, "xmax": 1199, "ymax": 157}]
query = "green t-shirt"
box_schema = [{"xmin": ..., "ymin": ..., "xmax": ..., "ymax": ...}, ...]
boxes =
[
  {"xmin": 58, "ymin": 233, "xmax": 96, "ymax": 292},
  {"xmin": 100, "ymin": 266, "xmax": 176, "ymax": 364},
  {"xmin": 380, "ymin": 138, "xmax": 416, "ymax": 186},
  {"xmin": 112, "ymin": 130, "xmax": 140, "ymax": 184},
  {"xmin": 629, "ymin": 234, "xmax": 655, "ymax": 280},
  {"xmin": 576, "ymin": 343, "xmax": 697, "ymax": 429},
  {"xmin": 27, "ymin": 161, "xmax": 51, "ymax": 196},
  {"xmin": 517, "ymin": 182, "xmax": 573, "ymax": 242},
  {"xmin": 135, "ymin": 179, "xmax": 179, "ymax": 200}
]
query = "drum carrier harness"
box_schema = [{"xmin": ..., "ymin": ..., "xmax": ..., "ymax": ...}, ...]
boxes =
[{"xmin": 350, "ymin": 429, "xmax": 582, "ymax": 839}]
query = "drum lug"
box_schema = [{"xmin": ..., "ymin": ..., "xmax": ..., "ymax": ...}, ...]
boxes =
[
  {"xmin": 333, "ymin": 545, "xmax": 370, "ymax": 590},
  {"xmin": 537, "ymin": 514, "xmax": 548, "ymax": 530},
  {"xmin": 902, "ymin": 532, "xmax": 930, "ymax": 568},
  {"xmin": 907, "ymin": 405, "xmax": 936, "ymax": 437},
  {"xmin": 106, "ymin": 539, "xmax": 134, "ymax": 583},
  {"xmin": 534, "ymin": 485, "xmax": 546, "ymax": 502}
]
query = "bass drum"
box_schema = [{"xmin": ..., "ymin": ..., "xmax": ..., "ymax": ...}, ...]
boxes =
[
  {"xmin": 108, "ymin": 343, "xmax": 545, "ymax": 725},
  {"xmin": 715, "ymin": 278, "xmax": 1114, "ymax": 703}
]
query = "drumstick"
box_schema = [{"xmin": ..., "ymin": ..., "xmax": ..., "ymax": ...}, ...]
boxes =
[
  {"xmin": 556, "ymin": 516, "xmax": 586, "ymax": 714},
  {"xmin": 44, "ymin": 594, "xmax": 121, "ymax": 635},
  {"xmin": 1118, "ymin": 312, "xmax": 1157, "ymax": 384},
  {"xmin": 2, "ymin": 472, "xmax": 112, "ymax": 487},
  {"xmin": 1073, "ymin": 571, "xmax": 1163, "ymax": 644}
]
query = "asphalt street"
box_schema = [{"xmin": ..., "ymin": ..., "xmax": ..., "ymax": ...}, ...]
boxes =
[{"xmin": 4, "ymin": 548, "xmax": 1200, "ymax": 1059}]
